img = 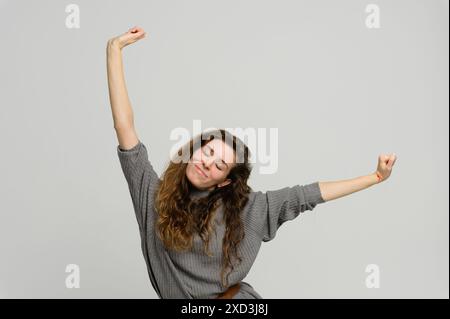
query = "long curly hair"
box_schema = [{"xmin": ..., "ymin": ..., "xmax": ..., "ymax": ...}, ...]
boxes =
[{"xmin": 155, "ymin": 129, "xmax": 253, "ymax": 288}]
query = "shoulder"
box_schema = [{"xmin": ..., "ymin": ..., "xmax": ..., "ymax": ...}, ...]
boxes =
[{"xmin": 242, "ymin": 190, "xmax": 268, "ymax": 219}]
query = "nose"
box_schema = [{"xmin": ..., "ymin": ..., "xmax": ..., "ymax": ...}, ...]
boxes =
[{"xmin": 201, "ymin": 155, "xmax": 214, "ymax": 169}]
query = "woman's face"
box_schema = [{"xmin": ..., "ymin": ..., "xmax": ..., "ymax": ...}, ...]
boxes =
[{"xmin": 186, "ymin": 139, "xmax": 235, "ymax": 191}]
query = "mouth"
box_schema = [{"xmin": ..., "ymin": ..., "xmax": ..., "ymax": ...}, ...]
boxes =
[{"xmin": 194, "ymin": 164, "xmax": 208, "ymax": 178}]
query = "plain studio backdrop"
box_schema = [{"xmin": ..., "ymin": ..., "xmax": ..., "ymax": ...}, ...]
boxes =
[{"xmin": 0, "ymin": 0, "xmax": 448, "ymax": 298}]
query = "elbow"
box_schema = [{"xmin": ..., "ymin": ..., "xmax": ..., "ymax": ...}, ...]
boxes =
[
  {"xmin": 114, "ymin": 121, "xmax": 134, "ymax": 132},
  {"xmin": 113, "ymin": 115, "xmax": 134, "ymax": 131}
]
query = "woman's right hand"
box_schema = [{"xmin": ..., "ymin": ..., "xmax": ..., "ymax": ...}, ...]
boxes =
[{"xmin": 108, "ymin": 26, "xmax": 147, "ymax": 50}]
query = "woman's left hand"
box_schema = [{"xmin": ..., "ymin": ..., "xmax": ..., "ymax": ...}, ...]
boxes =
[{"xmin": 375, "ymin": 153, "xmax": 397, "ymax": 183}]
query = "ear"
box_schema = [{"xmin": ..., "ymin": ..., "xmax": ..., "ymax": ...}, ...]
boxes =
[{"xmin": 217, "ymin": 178, "xmax": 232, "ymax": 188}]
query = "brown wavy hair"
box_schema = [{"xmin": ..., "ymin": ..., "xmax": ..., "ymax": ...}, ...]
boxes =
[{"xmin": 155, "ymin": 129, "xmax": 253, "ymax": 288}]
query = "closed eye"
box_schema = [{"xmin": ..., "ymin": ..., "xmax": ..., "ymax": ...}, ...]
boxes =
[{"xmin": 203, "ymin": 146, "xmax": 227, "ymax": 170}]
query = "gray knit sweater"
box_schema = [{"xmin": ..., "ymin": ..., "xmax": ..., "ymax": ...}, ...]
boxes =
[{"xmin": 117, "ymin": 140, "xmax": 325, "ymax": 299}]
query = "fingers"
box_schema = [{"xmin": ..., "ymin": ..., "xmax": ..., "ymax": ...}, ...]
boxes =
[
  {"xmin": 379, "ymin": 153, "xmax": 396, "ymax": 163},
  {"xmin": 387, "ymin": 153, "xmax": 397, "ymax": 169},
  {"xmin": 129, "ymin": 26, "xmax": 146, "ymax": 41},
  {"xmin": 129, "ymin": 26, "xmax": 140, "ymax": 32},
  {"xmin": 121, "ymin": 27, "xmax": 146, "ymax": 44},
  {"xmin": 379, "ymin": 154, "xmax": 388, "ymax": 163},
  {"xmin": 379, "ymin": 153, "xmax": 396, "ymax": 168},
  {"xmin": 129, "ymin": 26, "xmax": 145, "ymax": 35}
]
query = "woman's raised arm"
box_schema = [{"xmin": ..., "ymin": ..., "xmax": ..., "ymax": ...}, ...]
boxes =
[
  {"xmin": 318, "ymin": 153, "xmax": 398, "ymax": 202},
  {"xmin": 106, "ymin": 26, "xmax": 147, "ymax": 150}
]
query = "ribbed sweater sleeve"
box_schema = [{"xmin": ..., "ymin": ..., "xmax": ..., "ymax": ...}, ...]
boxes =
[
  {"xmin": 117, "ymin": 140, "xmax": 160, "ymax": 233},
  {"xmin": 249, "ymin": 183, "xmax": 325, "ymax": 242}
]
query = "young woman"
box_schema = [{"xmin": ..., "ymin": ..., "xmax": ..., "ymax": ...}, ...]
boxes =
[{"xmin": 107, "ymin": 26, "xmax": 397, "ymax": 299}]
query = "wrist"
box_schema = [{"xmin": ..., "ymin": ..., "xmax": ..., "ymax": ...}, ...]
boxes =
[
  {"xmin": 107, "ymin": 39, "xmax": 122, "ymax": 52},
  {"xmin": 372, "ymin": 172, "xmax": 382, "ymax": 184}
]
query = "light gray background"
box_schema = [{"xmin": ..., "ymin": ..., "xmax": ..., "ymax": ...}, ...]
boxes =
[{"xmin": 0, "ymin": 0, "xmax": 448, "ymax": 298}]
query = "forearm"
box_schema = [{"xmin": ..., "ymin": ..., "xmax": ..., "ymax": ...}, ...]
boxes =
[
  {"xmin": 106, "ymin": 40, "xmax": 134, "ymax": 129},
  {"xmin": 318, "ymin": 173, "xmax": 379, "ymax": 202}
]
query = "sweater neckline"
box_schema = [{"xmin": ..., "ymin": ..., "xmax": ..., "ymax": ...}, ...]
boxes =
[{"xmin": 190, "ymin": 187, "xmax": 212, "ymax": 199}]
